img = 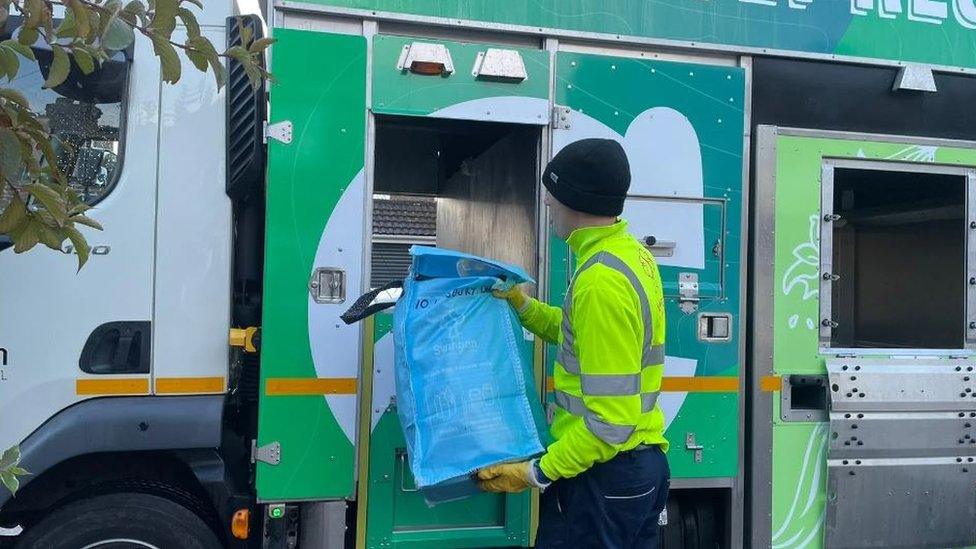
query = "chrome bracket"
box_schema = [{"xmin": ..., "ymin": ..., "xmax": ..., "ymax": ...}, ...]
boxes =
[
  {"xmin": 679, "ymin": 272, "xmax": 700, "ymax": 314},
  {"xmin": 264, "ymin": 120, "xmax": 293, "ymax": 144},
  {"xmin": 552, "ymin": 105, "xmax": 572, "ymax": 130},
  {"xmin": 685, "ymin": 432, "xmax": 704, "ymax": 463},
  {"xmin": 252, "ymin": 440, "xmax": 281, "ymax": 466}
]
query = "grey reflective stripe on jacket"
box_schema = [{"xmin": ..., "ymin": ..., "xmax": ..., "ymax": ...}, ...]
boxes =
[{"xmin": 553, "ymin": 251, "xmax": 663, "ymax": 444}]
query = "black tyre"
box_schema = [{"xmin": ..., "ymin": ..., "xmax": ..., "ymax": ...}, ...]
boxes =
[{"xmin": 15, "ymin": 492, "xmax": 221, "ymax": 549}]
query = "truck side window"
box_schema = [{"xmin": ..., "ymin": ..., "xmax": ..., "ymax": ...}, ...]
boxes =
[{"xmin": 0, "ymin": 48, "xmax": 128, "ymax": 211}]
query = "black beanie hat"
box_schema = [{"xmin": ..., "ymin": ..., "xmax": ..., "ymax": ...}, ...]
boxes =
[{"xmin": 543, "ymin": 138, "xmax": 631, "ymax": 216}]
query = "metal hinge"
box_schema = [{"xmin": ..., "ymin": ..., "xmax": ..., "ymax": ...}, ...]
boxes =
[
  {"xmin": 551, "ymin": 105, "xmax": 572, "ymax": 130},
  {"xmin": 264, "ymin": 120, "xmax": 293, "ymax": 144},
  {"xmin": 678, "ymin": 272, "xmax": 700, "ymax": 315},
  {"xmin": 252, "ymin": 440, "xmax": 281, "ymax": 465},
  {"xmin": 685, "ymin": 432, "xmax": 704, "ymax": 463}
]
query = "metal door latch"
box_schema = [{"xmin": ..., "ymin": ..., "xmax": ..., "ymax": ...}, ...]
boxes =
[
  {"xmin": 252, "ymin": 440, "xmax": 281, "ymax": 465},
  {"xmin": 679, "ymin": 272, "xmax": 700, "ymax": 314},
  {"xmin": 685, "ymin": 432, "xmax": 704, "ymax": 463},
  {"xmin": 264, "ymin": 120, "xmax": 293, "ymax": 144},
  {"xmin": 309, "ymin": 267, "xmax": 346, "ymax": 304}
]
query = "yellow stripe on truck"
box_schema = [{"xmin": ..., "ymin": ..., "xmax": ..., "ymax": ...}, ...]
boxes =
[
  {"xmin": 156, "ymin": 376, "xmax": 226, "ymax": 394},
  {"xmin": 265, "ymin": 378, "xmax": 358, "ymax": 396},
  {"xmin": 76, "ymin": 378, "xmax": 150, "ymax": 395}
]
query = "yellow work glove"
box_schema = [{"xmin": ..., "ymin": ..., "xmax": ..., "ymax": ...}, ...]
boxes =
[
  {"xmin": 477, "ymin": 460, "xmax": 549, "ymax": 493},
  {"xmin": 492, "ymin": 285, "xmax": 530, "ymax": 314}
]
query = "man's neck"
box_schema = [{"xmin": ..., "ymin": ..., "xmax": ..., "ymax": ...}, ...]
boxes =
[{"xmin": 565, "ymin": 211, "xmax": 618, "ymax": 235}]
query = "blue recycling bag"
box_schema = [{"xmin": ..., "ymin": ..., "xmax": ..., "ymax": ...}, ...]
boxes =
[{"xmin": 393, "ymin": 246, "xmax": 546, "ymax": 503}]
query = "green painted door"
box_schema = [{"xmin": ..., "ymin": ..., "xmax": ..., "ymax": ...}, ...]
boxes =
[
  {"xmin": 552, "ymin": 52, "xmax": 745, "ymax": 479},
  {"xmin": 754, "ymin": 127, "xmax": 976, "ymax": 548},
  {"xmin": 257, "ymin": 28, "xmax": 367, "ymax": 501}
]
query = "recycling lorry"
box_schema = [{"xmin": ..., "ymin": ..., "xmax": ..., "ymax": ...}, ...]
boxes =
[{"xmin": 2, "ymin": 0, "xmax": 976, "ymax": 547}]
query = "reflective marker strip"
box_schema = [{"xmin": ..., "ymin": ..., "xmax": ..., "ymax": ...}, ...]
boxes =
[
  {"xmin": 156, "ymin": 377, "xmax": 225, "ymax": 394},
  {"xmin": 265, "ymin": 378, "xmax": 358, "ymax": 395},
  {"xmin": 555, "ymin": 389, "xmax": 660, "ymax": 417},
  {"xmin": 584, "ymin": 414, "xmax": 636, "ymax": 445},
  {"xmin": 581, "ymin": 373, "xmax": 641, "ymax": 396},
  {"xmin": 760, "ymin": 375, "xmax": 782, "ymax": 392},
  {"xmin": 547, "ymin": 376, "xmax": 740, "ymax": 393},
  {"xmin": 76, "ymin": 378, "xmax": 150, "ymax": 395}
]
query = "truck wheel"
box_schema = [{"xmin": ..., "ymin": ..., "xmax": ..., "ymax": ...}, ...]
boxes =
[{"xmin": 15, "ymin": 492, "xmax": 221, "ymax": 549}]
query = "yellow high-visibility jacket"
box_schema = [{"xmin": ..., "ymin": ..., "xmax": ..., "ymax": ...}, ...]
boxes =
[{"xmin": 518, "ymin": 220, "xmax": 668, "ymax": 481}]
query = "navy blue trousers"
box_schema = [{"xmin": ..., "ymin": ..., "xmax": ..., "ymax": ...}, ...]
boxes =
[{"xmin": 535, "ymin": 446, "xmax": 670, "ymax": 549}]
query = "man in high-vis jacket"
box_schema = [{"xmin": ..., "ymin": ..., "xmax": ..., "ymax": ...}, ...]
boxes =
[{"xmin": 477, "ymin": 138, "xmax": 670, "ymax": 548}]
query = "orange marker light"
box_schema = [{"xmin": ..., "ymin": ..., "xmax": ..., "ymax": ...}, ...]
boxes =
[{"xmin": 231, "ymin": 508, "xmax": 250, "ymax": 540}]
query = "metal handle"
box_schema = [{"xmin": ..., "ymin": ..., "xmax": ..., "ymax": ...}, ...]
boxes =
[{"xmin": 396, "ymin": 450, "xmax": 419, "ymax": 492}]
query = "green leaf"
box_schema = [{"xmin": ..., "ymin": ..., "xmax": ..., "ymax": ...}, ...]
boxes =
[
  {"xmin": 0, "ymin": 127, "xmax": 23, "ymax": 176},
  {"xmin": 150, "ymin": 34, "xmax": 181, "ymax": 84},
  {"xmin": 3, "ymin": 39, "xmax": 35, "ymax": 61},
  {"xmin": 249, "ymin": 37, "xmax": 274, "ymax": 54},
  {"xmin": 26, "ymin": 183, "xmax": 67, "ymax": 225},
  {"xmin": 150, "ymin": 0, "xmax": 178, "ymax": 36},
  {"xmin": 103, "ymin": 17, "xmax": 135, "ymax": 51},
  {"xmin": 44, "ymin": 45, "xmax": 70, "ymax": 88},
  {"xmin": 0, "ymin": 191, "xmax": 27, "ymax": 233},
  {"xmin": 0, "ymin": 46, "xmax": 18, "ymax": 81},
  {"xmin": 67, "ymin": 0, "xmax": 91, "ymax": 41},
  {"xmin": 189, "ymin": 35, "xmax": 224, "ymax": 89},
  {"xmin": 9, "ymin": 467, "xmax": 28, "ymax": 476},
  {"xmin": 86, "ymin": 11, "xmax": 101, "ymax": 44},
  {"xmin": 16, "ymin": 26, "xmax": 37, "ymax": 47},
  {"xmin": 70, "ymin": 213, "xmax": 102, "ymax": 230},
  {"xmin": 13, "ymin": 217, "xmax": 40, "ymax": 252},
  {"xmin": 183, "ymin": 0, "xmax": 203, "ymax": 8},
  {"xmin": 0, "ymin": 88, "xmax": 29, "ymax": 109},
  {"xmin": 1, "ymin": 471, "xmax": 19, "ymax": 495},
  {"xmin": 0, "ymin": 446, "xmax": 19, "ymax": 471},
  {"xmin": 55, "ymin": 7, "xmax": 78, "ymax": 39},
  {"xmin": 186, "ymin": 45, "xmax": 207, "ymax": 72},
  {"xmin": 23, "ymin": 128, "xmax": 59, "ymax": 174},
  {"xmin": 63, "ymin": 223, "xmax": 89, "ymax": 269},
  {"xmin": 73, "ymin": 47, "xmax": 95, "ymax": 75},
  {"xmin": 0, "ymin": 6, "xmax": 8, "ymax": 29},
  {"xmin": 177, "ymin": 7, "xmax": 199, "ymax": 39},
  {"xmin": 24, "ymin": 0, "xmax": 46, "ymax": 30},
  {"xmin": 37, "ymin": 220, "xmax": 64, "ymax": 249},
  {"xmin": 123, "ymin": 0, "xmax": 146, "ymax": 17}
]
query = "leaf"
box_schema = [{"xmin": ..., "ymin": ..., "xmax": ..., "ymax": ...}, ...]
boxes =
[
  {"xmin": 0, "ymin": 88, "xmax": 29, "ymax": 109},
  {"xmin": 86, "ymin": 11, "xmax": 101, "ymax": 44},
  {"xmin": 183, "ymin": 0, "xmax": 203, "ymax": 8},
  {"xmin": 123, "ymin": 0, "xmax": 146, "ymax": 16},
  {"xmin": 73, "ymin": 47, "xmax": 95, "ymax": 75},
  {"xmin": 37, "ymin": 220, "xmax": 64, "ymax": 249},
  {"xmin": 249, "ymin": 37, "xmax": 274, "ymax": 54},
  {"xmin": 9, "ymin": 467, "xmax": 28, "ymax": 476},
  {"xmin": 55, "ymin": 7, "xmax": 78, "ymax": 39},
  {"xmin": 177, "ymin": 7, "xmax": 199, "ymax": 39},
  {"xmin": 24, "ymin": 0, "xmax": 46, "ymax": 30},
  {"xmin": 0, "ymin": 191, "xmax": 27, "ymax": 233},
  {"xmin": 17, "ymin": 26, "xmax": 38, "ymax": 47},
  {"xmin": 150, "ymin": 0, "xmax": 179, "ymax": 36},
  {"xmin": 13, "ymin": 217, "xmax": 40, "ymax": 252},
  {"xmin": 44, "ymin": 45, "xmax": 70, "ymax": 88},
  {"xmin": 150, "ymin": 34, "xmax": 181, "ymax": 84},
  {"xmin": 63, "ymin": 223, "xmax": 89, "ymax": 269},
  {"xmin": 185, "ymin": 45, "xmax": 207, "ymax": 71},
  {"xmin": 189, "ymin": 36, "xmax": 224, "ymax": 89},
  {"xmin": 0, "ymin": 6, "xmax": 8, "ymax": 29},
  {"xmin": 1, "ymin": 471, "xmax": 19, "ymax": 495},
  {"xmin": 0, "ymin": 46, "xmax": 18, "ymax": 81},
  {"xmin": 0, "ymin": 127, "xmax": 23, "ymax": 176},
  {"xmin": 23, "ymin": 128, "xmax": 60, "ymax": 174},
  {"xmin": 2, "ymin": 39, "xmax": 36, "ymax": 61},
  {"xmin": 0, "ymin": 445, "xmax": 19, "ymax": 470},
  {"xmin": 67, "ymin": 0, "xmax": 91, "ymax": 41},
  {"xmin": 103, "ymin": 17, "xmax": 135, "ymax": 51},
  {"xmin": 70, "ymin": 213, "xmax": 102, "ymax": 230},
  {"xmin": 26, "ymin": 183, "xmax": 67, "ymax": 225}
]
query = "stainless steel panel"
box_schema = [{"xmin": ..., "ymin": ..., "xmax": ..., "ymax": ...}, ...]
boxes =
[
  {"xmin": 829, "ymin": 411, "xmax": 976, "ymax": 459},
  {"xmin": 826, "ymin": 458, "xmax": 976, "ymax": 549},
  {"xmin": 827, "ymin": 358, "xmax": 976, "ymax": 412},
  {"xmin": 968, "ymin": 171, "xmax": 976, "ymax": 345},
  {"xmin": 820, "ymin": 162, "xmax": 834, "ymax": 345}
]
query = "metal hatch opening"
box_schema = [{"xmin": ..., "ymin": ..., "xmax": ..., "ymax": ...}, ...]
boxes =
[
  {"xmin": 822, "ymin": 162, "xmax": 971, "ymax": 351},
  {"xmin": 370, "ymin": 115, "xmax": 541, "ymax": 290}
]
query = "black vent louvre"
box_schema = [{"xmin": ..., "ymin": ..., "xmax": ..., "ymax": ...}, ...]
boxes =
[
  {"xmin": 371, "ymin": 243, "xmax": 413, "ymax": 289},
  {"xmin": 225, "ymin": 15, "xmax": 267, "ymax": 203}
]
